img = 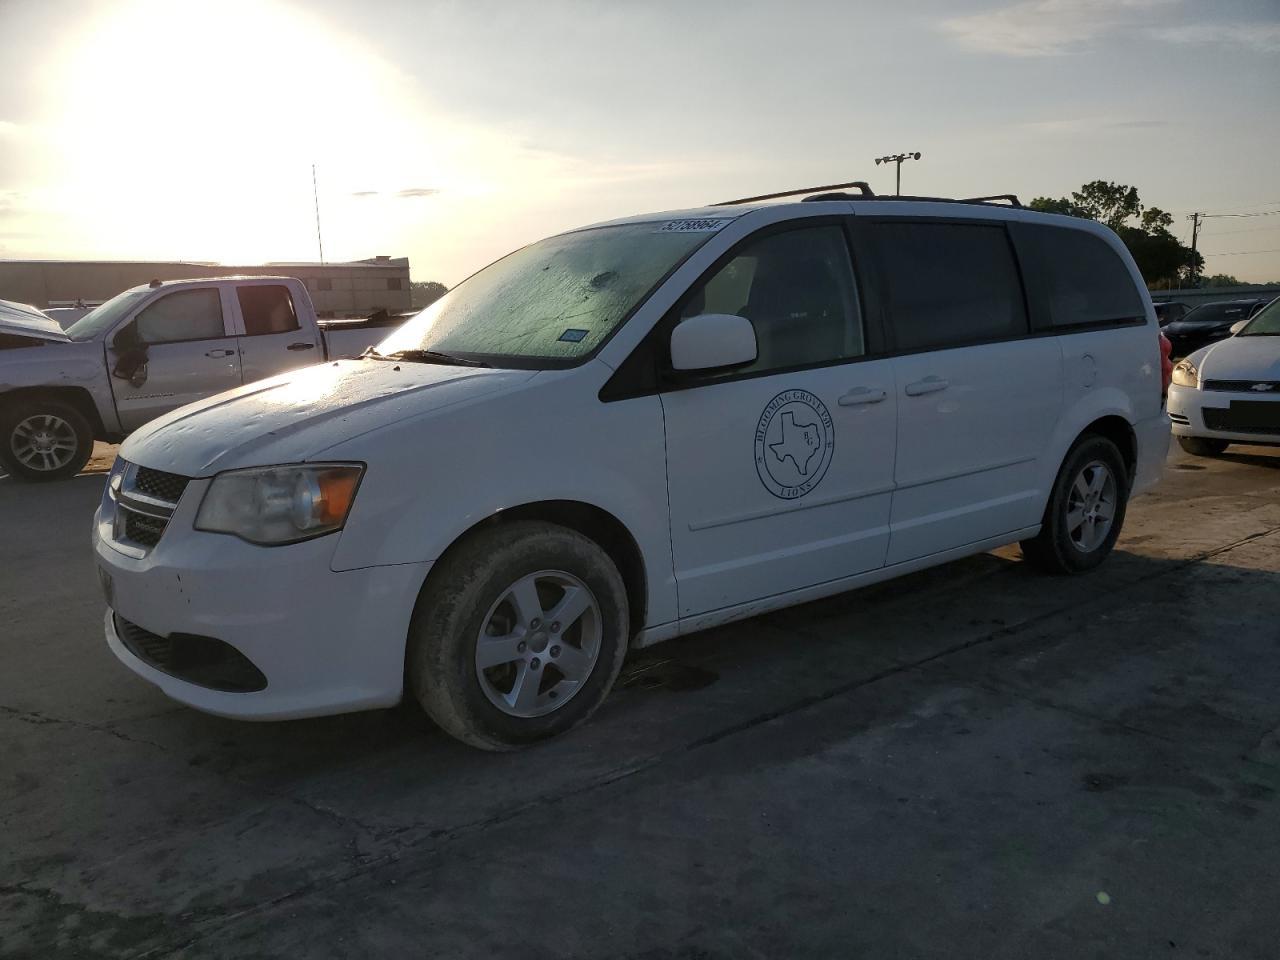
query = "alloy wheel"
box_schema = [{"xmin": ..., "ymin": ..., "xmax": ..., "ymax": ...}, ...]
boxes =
[
  {"xmin": 474, "ymin": 569, "xmax": 603, "ymax": 718},
  {"xmin": 1066, "ymin": 460, "xmax": 1117, "ymax": 553},
  {"xmin": 10, "ymin": 414, "xmax": 79, "ymax": 473}
]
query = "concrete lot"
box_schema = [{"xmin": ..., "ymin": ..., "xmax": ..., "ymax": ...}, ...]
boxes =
[{"xmin": 2, "ymin": 441, "xmax": 1280, "ymax": 959}]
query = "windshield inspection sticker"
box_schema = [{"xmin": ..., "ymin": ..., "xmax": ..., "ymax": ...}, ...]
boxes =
[
  {"xmin": 755, "ymin": 389, "xmax": 834, "ymax": 500},
  {"xmin": 558, "ymin": 328, "xmax": 589, "ymax": 343},
  {"xmin": 658, "ymin": 218, "xmax": 730, "ymax": 233}
]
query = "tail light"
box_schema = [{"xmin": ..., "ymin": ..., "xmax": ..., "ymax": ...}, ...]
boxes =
[{"xmin": 1159, "ymin": 331, "xmax": 1173, "ymax": 401}]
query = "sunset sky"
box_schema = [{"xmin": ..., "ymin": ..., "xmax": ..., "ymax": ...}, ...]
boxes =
[{"xmin": 1, "ymin": 0, "xmax": 1278, "ymax": 286}]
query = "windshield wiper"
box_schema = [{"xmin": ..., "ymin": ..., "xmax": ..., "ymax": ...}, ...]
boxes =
[{"xmin": 381, "ymin": 348, "xmax": 491, "ymax": 368}]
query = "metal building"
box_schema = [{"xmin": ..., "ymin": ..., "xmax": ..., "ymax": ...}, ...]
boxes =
[{"xmin": 0, "ymin": 256, "xmax": 411, "ymax": 319}]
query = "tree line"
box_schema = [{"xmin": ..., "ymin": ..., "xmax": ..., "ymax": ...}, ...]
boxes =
[{"xmin": 1030, "ymin": 181, "xmax": 1275, "ymax": 290}]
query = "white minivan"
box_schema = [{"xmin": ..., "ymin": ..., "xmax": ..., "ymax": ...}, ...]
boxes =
[{"xmin": 93, "ymin": 184, "xmax": 1170, "ymax": 749}]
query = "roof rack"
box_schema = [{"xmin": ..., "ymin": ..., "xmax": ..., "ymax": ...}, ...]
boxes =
[
  {"xmin": 713, "ymin": 181, "xmax": 875, "ymax": 206},
  {"xmin": 712, "ymin": 183, "xmax": 1022, "ymax": 209}
]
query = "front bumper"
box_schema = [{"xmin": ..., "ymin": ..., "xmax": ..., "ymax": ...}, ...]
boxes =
[
  {"xmin": 94, "ymin": 495, "xmax": 431, "ymax": 720},
  {"xmin": 1167, "ymin": 383, "xmax": 1280, "ymax": 445}
]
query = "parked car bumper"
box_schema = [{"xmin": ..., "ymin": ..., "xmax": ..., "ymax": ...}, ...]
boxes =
[
  {"xmin": 94, "ymin": 505, "xmax": 430, "ymax": 720},
  {"xmin": 1167, "ymin": 383, "xmax": 1280, "ymax": 445}
]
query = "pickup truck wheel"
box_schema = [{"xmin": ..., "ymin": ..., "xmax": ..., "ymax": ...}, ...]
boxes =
[
  {"xmin": 0, "ymin": 400, "xmax": 94, "ymax": 482},
  {"xmin": 1020, "ymin": 435, "xmax": 1129, "ymax": 575},
  {"xmin": 407, "ymin": 520, "xmax": 629, "ymax": 751},
  {"xmin": 1177, "ymin": 436, "xmax": 1229, "ymax": 457}
]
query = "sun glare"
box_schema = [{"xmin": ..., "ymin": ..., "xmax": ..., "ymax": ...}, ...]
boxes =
[
  {"xmin": 47, "ymin": 0, "xmax": 448, "ymax": 265},
  {"xmin": 25, "ymin": 0, "xmax": 691, "ymax": 282}
]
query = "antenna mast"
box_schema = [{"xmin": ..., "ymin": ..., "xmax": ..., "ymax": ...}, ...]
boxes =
[{"xmin": 312, "ymin": 163, "xmax": 325, "ymax": 264}]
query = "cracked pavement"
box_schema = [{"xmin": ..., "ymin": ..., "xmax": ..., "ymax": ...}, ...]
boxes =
[{"xmin": 3, "ymin": 442, "xmax": 1280, "ymax": 958}]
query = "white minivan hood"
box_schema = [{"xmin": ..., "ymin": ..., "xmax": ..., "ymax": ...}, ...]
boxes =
[
  {"xmin": 121, "ymin": 359, "xmax": 538, "ymax": 476},
  {"xmin": 1195, "ymin": 335, "xmax": 1280, "ymax": 382}
]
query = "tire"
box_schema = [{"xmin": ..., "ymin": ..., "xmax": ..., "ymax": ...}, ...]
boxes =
[
  {"xmin": 407, "ymin": 520, "xmax": 630, "ymax": 751},
  {"xmin": 1021, "ymin": 435, "xmax": 1130, "ymax": 575},
  {"xmin": 0, "ymin": 398, "xmax": 94, "ymax": 482},
  {"xmin": 1177, "ymin": 436, "xmax": 1229, "ymax": 457}
]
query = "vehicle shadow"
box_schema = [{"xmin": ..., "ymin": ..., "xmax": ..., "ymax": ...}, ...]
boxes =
[
  {"xmin": 1217, "ymin": 447, "xmax": 1280, "ymax": 469},
  {"xmin": 106, "ymin": 537, "xmax": 1274, "ymax": 794},
  {"xmin": 9, "ymin": 523, "xmax": 1280, "ymax": 947}
]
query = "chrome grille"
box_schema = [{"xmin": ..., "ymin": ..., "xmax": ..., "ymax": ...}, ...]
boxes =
[
  {"xmin": 123, "ymin": 511, "xmax": 167, "ymax": 547},
  {"xmin": 1203, "ymin": 380, "xmax": 1280, "ymax": 393},
  {"xmin": 108, "ymin": 460, "xmax": 192, "ymax": 554},
  {"xmin": 133, "ymin": 466, "xmax": 190, "ymax": 502}
]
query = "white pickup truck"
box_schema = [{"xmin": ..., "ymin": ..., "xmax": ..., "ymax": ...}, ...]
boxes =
[{"xmin": 0, "ymin": 276, "xmax": 395, "ymax": 480}]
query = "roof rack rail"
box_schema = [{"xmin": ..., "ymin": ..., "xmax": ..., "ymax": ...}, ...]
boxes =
[
  {"xmin": 713, "ymin": 181, "xmax": 875, "ymax": 206},
  {"xmin": 961, "ymin": 194, "xmax": 1023, "ymax": 207},
  {"xmin": 712, "ymin": 183, "xmax": 1023, "ymax": 209}
]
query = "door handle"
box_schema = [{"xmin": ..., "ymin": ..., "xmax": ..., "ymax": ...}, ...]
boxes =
[
  {"xmin": 287, "ymin": 342, "xmax": 316, "ymax": 351},
  {"xmin": 205, "ymin": 348, "xmax": 235, "ymax": 358},
  {"xmin": 904, "ymin": 376, "xmax": 949, "ymax": 397},
  {"xmin": 838, "ymin": 387, "xmax": 887, "ymax": 406}
]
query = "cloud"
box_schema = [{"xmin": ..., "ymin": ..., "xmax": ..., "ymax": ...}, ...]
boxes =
[
  {"xmin": 1152, "ymin": 22, "xmax": 1280, "ymax": 53},
  {"xmin": 1105, "ymin": 119, "xmax": 1171, "ymax": 128},
  {"xmin": 0, "ymin": 121, "xmax": 23, "ymax": 140},
  {"xmin": 347, "ymin": 187, "xmax": 441, "ymax": 200},
  {"xmin": 940, "ymin": 0, "xmax": 1173, "ymax": 56},
  {"xmin": 1021, "ymin": 116, "xmax": 1172, "ymax": 135}
]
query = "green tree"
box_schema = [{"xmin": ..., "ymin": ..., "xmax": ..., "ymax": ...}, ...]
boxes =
[
  {"xmin": 410, "ymin": 280, "xmax": 448, "ymax": 310},
  {"xmin": 1030, "ymin": 181, "xmax": 1202, "ymax": 287},
  {"xmin": 1201, "ymin": 273, "xmax": 1242, "ymax": 288}
]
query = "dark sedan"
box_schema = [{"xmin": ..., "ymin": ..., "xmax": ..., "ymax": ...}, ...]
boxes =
[
  {"xmin": 1153, "ymin": 300, "xmax": 1192, "ymax": 326},
  {"xmin": 1162, "ymin": 298, "xmax": 1274, "ymax": 357}
]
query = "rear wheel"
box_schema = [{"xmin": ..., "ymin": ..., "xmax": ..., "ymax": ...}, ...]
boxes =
[
  {"xmin": 407, "ymin": 521, "xmax": 629, "ymax": 750},
  {"xmin": 1021, "ymin": 435, "xmax": 1129, "ymax": 575},
  {"xmin": 1177, "ymin": 436, "xmax": 1229, "ymax": 457},
  {"xmin": 0, "ymin": 399, "xmax": 94, "ymax": 482}
]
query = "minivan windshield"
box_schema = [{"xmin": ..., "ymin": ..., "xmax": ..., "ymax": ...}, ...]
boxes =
[
  {"xmin": 376, "ymin": 220, "xmax": 727, "ymax": 366},
  {"xmin": 65, "ymin": 288, "xmax": 152, "ymax": 342},
  {"xmin": 1238, "ymin": 299, "xmax": 1280, "ymax": 336}
]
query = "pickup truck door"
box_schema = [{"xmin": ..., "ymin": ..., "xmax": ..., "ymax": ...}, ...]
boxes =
[
  {"xmin": 229, "ymin": 283, "xmax": 324, "ymax": 383},
  {"xmin": 108, "ymin": 286, "xmax": 243, "ymax": 433}
]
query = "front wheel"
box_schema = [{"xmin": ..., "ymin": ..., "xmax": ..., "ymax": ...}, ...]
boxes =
[
  {"xmin": 0, "ymin": 399, "xmax": 94, "ymax": 482},
  {"xmin": 407, "ymin": 520, "xmax": 630, "ymax": 750},
  {"xmin": 1021, "ymin": 435, "xmax": 1129, "ymax": 575},
  {"xmin": 1177, "ymin": 436, "xmax": 1229, "ymax": 457}
]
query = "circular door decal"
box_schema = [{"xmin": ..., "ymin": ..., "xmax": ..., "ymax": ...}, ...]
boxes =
[{"xmin": 754, "ymin": 389, "xmax": 834, "ymax": 499}]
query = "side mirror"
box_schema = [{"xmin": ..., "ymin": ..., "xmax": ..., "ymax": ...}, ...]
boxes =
[
  {"xmin": 670, "ymin": 313, "xmax": 757, "ymax": 372},
  {"xmin": 111, "ymin": 324, "xmax": 150, "ymax": 386},
  {"xmin": 1229, "ymin": 320, "xmax": 1247, "ymax": 335},
  {"xmin": 112, "ymin": 322, "xmax": 142, "ymax": 350}
]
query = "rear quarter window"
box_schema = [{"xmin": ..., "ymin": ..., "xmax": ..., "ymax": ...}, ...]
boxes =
[{"xmin": 1016, "ymin": 224, "xmax": 1145, "ymax": 329}]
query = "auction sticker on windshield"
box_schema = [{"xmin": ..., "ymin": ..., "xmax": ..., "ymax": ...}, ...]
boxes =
[{"xmin": 658, "ymin": 219, "xmax": 730, "ymax": 233}]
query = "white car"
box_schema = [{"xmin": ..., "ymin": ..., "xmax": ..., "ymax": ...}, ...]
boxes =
[
  {"xmin": 1168, "ymin": 299, "xmax": 1280, "ymax": 455},
  {"xmin": 93, "ymin": 184, "xmax": 1169, "ymax": 750}
]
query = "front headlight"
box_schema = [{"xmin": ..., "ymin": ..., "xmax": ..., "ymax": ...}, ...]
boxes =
[
  {"xmin": 1171, "ymin": 358, "xmax": 1199, "ymax": 388},
  {"xmin": 195, "ymin": 463, "xmax": 364, "ymax": 545}
]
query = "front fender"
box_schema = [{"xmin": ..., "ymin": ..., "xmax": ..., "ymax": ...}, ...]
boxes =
[
  {"xmin": 0, "ymin": 342, "xmax": 120, "ymax": 434},
  {"xmin": 323, "ymin": 363, "xmax": 677, "ymax": 630}
]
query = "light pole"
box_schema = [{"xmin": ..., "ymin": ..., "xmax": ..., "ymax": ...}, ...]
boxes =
[{"xmin": 874, "ymin": 152, "xmax": 921, "ymax": 196}]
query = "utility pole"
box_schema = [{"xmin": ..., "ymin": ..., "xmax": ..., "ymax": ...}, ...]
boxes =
[
  {"xmin": 1187, "ymin": 212, "xmax": 1202, "ymax": 287},
  {"xmin": 312, "ymin": 163, "xmax": 325, "ymax": 265},
  {"xmin": 874, "ymin": 152, "xmax": 922, "ymax": 196}
]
